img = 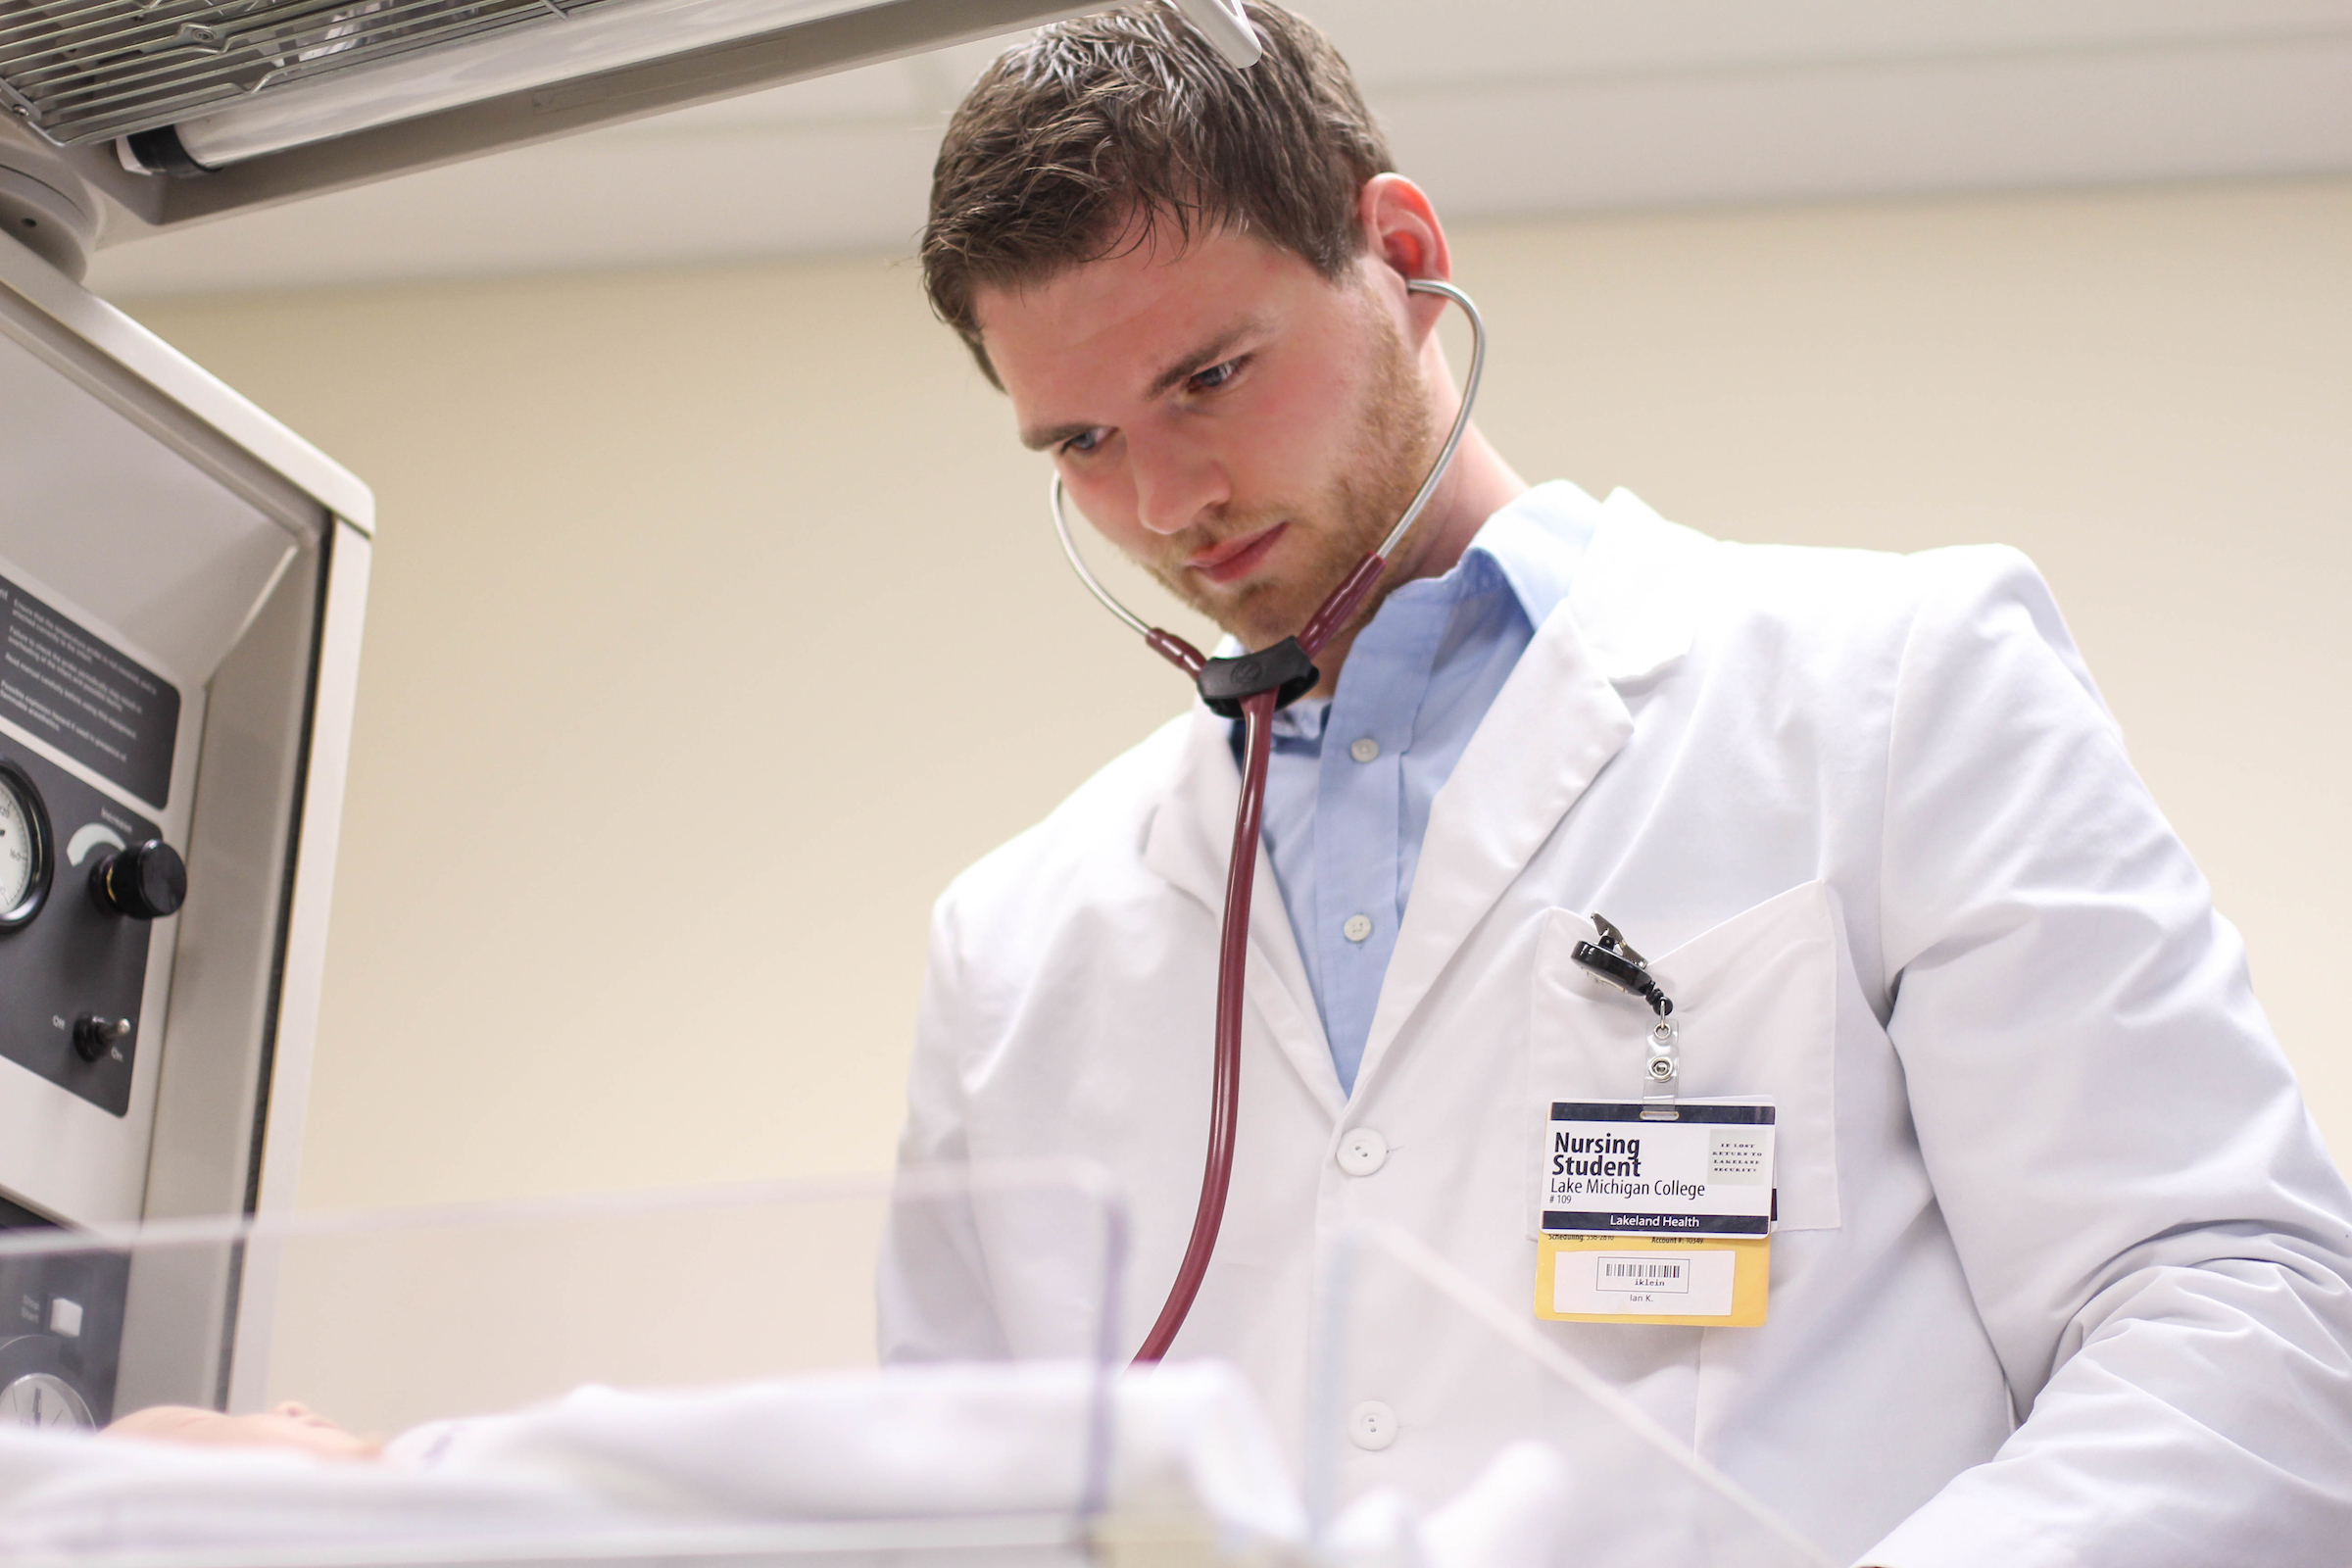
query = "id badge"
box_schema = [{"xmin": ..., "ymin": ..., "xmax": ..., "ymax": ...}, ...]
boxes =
[{"xmin": 1534, "ymin": 1100, "xmax": 1774, "ymax": 1327}]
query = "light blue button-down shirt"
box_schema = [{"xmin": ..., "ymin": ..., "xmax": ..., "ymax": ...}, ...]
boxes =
[{"xmin": 1247, "ymin": 481, "xmax": 1601, "ymax": 1094}]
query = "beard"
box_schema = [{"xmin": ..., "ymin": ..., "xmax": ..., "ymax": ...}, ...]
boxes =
[{"xmin": 1141, "ymin": 307, "xmax": 1437, "ymax": 652}]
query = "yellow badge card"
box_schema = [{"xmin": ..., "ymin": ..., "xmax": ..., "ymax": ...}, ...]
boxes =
[
  {"xmin": 1535, "ymin": 1099, "xmax": 1775, "ymax": 1326},
  {"xmin": 1536, "ymin": 1234, "xmax": 1770, "ymax": 1326}
]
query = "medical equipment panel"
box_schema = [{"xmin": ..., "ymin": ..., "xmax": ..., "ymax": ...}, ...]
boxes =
[
  {"xmin": 0, "ymin": 736, "xmax": 166, "ymax": 1117},
  {"xmin": 0, "ymin": 222, "xmax": 369, "ymax": 1432},
  {"xmin": 0, "ymin": 1236, "xmax": 127, "ymax": 1427}
]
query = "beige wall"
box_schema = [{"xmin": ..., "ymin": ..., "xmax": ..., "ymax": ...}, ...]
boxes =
[{"xmin": 120, "ymin": 174, "xmax": 2352, "ymax": 1211}]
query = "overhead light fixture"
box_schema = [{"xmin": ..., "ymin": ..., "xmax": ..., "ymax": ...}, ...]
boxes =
[
  {"xmin": 141, "ymin": 0, "xmax": 1254, "ymax": 172},
  {"xmin": 103, "ymin": 0, "xmax": 898, "ymax": 172},
  {"xmin": 0, "ymin": 0, "xmax": 1077, "ymax": 241},
  {"xmin": 0, "ymin": 0, "xmax": 1259, "ymax": 261}
]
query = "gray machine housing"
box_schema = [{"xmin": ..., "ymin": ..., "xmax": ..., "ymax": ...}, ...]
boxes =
[{"xmin": 0, "ymin": 227, "xmax": 369, "ymax": 1418}]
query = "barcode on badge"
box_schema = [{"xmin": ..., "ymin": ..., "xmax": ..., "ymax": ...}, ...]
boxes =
[{"xmin": 1596, "ymin": 1255, "xmax": 1690, "ymax": 1293}]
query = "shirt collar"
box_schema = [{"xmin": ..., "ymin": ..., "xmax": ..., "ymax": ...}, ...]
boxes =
[
  {"xmin": 1250, "ymin": 480, "xmax": 1603, "ymax": 738},
  {"xmin": 1218, "ymin": 479, "xmax": 1602, "ymax": 653},
  {"xmin": 1447, "ymin": 478, "xmax": 1601, "ymax": 633},
  {"xmin": 1341, "ymin": 476, "xmax": 1601, "ymax": 642}
]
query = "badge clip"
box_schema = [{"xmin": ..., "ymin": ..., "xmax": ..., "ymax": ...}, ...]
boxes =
[
  {"xmin": 1642, "ymin": 1017, "xmax": 1680, "ymax": 1120},
  {"xmin": 1571, "ymin": 914, "xmax": 1681, "ymax": 1120}
]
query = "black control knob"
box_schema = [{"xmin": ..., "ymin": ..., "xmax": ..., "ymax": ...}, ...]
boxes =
[
  {"xmin": 89, "ymin": 840, "xmax": 186, "ymax": 920},
  {"xmin": 72, "ymin": 1014, "xmax": 129, "ymax": 1063}
]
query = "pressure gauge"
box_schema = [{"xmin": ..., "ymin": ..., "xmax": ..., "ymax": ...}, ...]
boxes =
[
  {"xmin": 0, "ymin": 1371, "xmax": 93, "ymax": 1430},
  {"xmin": 0, "ymin": 758, "xmax": 55, "ymax": 931}
]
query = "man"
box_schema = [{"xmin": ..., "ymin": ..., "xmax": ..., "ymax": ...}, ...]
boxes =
[{"xmin": 882, "ymin": 5, "xmax": 2352, "ymax": 1564}]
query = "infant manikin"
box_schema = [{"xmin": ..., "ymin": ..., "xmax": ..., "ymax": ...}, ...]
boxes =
[{"xmin": 104, "ymin": 1401, "xmax": 380, "ymax": 1461}]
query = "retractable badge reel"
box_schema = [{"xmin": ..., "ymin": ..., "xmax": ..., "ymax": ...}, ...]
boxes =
[
  {"xmin": 1533, "ymin": 915, "xmax": 1777, "ymax": 1327},
  {"xmin": 1572, "ymin": 915, "xmax": 1681, "ymax": 1116}
]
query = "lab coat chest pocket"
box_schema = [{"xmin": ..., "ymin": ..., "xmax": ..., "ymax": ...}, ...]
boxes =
[{"xmin": 1528, "ymin": 882, "xmax": 1842, "ymax": 1234}]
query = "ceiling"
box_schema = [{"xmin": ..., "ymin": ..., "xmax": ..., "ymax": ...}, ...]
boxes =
[{"xmin": 80, "ymin": 0, "xmax": 2352, "ymax": 298}]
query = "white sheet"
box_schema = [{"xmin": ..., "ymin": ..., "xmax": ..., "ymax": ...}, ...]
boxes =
[{"xmin": 0, "ymin": 1360, "xmax": 1302, "ymax": 1558}]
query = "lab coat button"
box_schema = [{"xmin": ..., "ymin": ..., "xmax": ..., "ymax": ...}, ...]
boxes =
[
  {"xmin": 1337, "ymin": 1128, "xmax": 1389, "ymax": 1175},
  {"xmin": 1343, "ymin": 913, "xmax": 1373, "ymax": 943},
  {"xmin": 1349, "ymin": 1400, "xmax": 1398, "ymax": 1450},
  {"xmin": 1349, "ymin": 737, "xmax": 1380, "ymax": 763}
]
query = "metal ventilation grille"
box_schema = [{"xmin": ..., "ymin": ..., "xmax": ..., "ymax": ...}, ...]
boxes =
[{"xmin": 0, "ymin": 0, "xmax": 620, "ymax": 147}]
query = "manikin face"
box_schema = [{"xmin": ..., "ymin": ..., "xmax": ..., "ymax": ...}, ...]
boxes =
[{"xmin": 975, "ymin": 222, "xmax": 1436, "ymax": 653}]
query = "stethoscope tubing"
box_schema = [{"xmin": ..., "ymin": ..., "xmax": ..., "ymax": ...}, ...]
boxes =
[
  {"xmin": 1374, "ymin": 281, "xmax": 1488, "ymax": 564},
  {"xmin": 1049, "ymin": 278, "xmax": 1489, "ymax": 1362}
]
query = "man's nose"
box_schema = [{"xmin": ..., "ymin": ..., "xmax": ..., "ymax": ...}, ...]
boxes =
[{"xmin": 1131, "ymin": 437, "xmax": 1229, "ymax": 537}]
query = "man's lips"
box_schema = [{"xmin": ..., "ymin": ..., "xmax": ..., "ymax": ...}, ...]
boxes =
[{"xmin": 1188, "ymin": 522, "xmax": 1287, "ymax": 586}]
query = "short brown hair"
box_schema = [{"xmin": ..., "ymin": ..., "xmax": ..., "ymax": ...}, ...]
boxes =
[{"xmin": 921, "ymin": 1, "xmax": 1393, "ymax": 385}]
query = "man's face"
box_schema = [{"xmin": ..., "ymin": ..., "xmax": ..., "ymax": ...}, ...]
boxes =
[{"xmin": 975, "ymin": 223, "xmax": 1434, "ymax": 651}]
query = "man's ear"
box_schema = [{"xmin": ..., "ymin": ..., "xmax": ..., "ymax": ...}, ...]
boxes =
[{"xmin": 1357, "ymin": 173, "xmax": 1452, "ymax": 341}]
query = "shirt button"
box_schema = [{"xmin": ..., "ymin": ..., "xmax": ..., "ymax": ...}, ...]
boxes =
[
  {"xmin": 1349, "ymin": 1400, "xmax": 1399, "ymax": 1450},
  {"xmin": 1337, "ymin": 1128, "xmax": 1389, "ymax": 1175},
  {"xmin": 1349, "ymin": 737, "xmax": 1380, "ymax": 763},
  {"xmin": 1343, "ymin": 913, "xmax": 1373, "ymax": 943}
]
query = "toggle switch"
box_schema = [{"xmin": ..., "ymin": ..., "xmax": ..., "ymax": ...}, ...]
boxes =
[
  {"xmin": 72, "ymin": 1015, "xmax": 128, "ymax": 1062},
  {"xmin": 89, "ymin": 840, "xmax": 185, "ymax": 920}
]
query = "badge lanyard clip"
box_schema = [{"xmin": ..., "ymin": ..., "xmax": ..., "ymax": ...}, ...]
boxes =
[
  {"xmin": 1642, "ymin": 1017, "xmax": 1681, "ymax": 1120},
  {"xmin": 1570, "ymin": 914, "xmax": 1681, "ymax": 1120}
]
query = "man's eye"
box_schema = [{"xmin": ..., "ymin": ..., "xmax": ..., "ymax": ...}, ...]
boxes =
[
  {"xmin": 1189, "ymin": 358, "xmax": 1245, "ymax": 393},
  {"xmin": 1061, "ymin": 427, "xmax": 1108, "ymax": 455}
]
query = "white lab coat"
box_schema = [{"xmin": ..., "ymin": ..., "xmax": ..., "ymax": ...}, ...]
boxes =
[{"xmin": 884, "ymin": 490, "xmax": 2352, "ymax": 1568}]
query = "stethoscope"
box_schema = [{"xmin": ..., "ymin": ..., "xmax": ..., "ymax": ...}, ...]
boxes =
[{"xmin": 1049, "ymin": 277, "xmax": 1489, "ymax": 1361}]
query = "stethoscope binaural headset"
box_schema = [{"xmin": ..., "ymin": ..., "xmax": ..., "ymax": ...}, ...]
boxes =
[{"xmin": 1050, "ymin": 277, "xmax": 1488, "ymax": 1361}]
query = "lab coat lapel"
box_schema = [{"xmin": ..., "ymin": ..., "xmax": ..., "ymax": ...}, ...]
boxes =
[
  {"xmin": 1143, "ymin": 708, "xmax": 1347, "ymax": 1116},
  {"xmin": 1352, "ymin": 491, "xmax": 1706, "ymax": 1093}
]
